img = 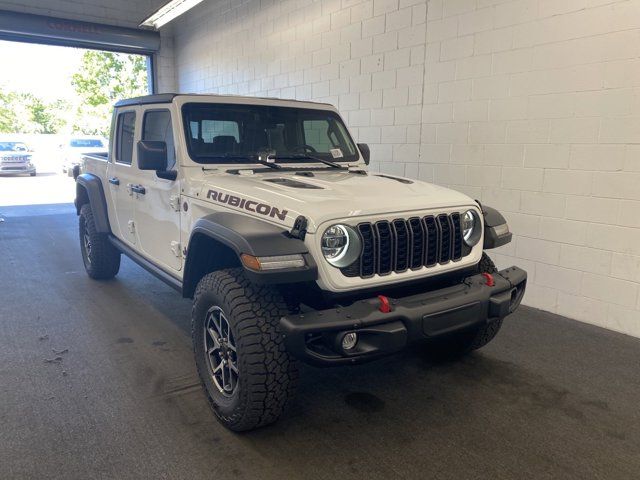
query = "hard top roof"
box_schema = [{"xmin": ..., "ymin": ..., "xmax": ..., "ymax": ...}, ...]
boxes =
[{"xmin": 114, "ymin": 93, "xmax": 332, "ymax": 108}]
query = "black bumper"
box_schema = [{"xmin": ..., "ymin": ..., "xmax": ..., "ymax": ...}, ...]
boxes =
[{"xmin": 280, "ymin": 266, "xmax": 527, "ymax": 366}]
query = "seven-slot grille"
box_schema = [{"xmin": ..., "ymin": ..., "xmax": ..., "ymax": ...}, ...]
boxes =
[
  {"xmin": 1, "ymin": 155, "xmax": 28, "ymax": 163},
  {"xmin": 341, "ymin": 212, "xmax": 465, "ymax": 278}
]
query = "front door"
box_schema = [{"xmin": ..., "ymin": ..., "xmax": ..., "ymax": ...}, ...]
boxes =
[
  {"xmin": 106, "ymin": 110, "xmax": 138, "ymax": 246},
  {"xmin": 133, "ymin": 109, "xmax": 182, "ymax": 272}
]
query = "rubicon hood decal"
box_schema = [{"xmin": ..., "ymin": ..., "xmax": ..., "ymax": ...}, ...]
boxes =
[{"xmin": 207, "ymin": 189, "xmax": 288, "ymax": 221}]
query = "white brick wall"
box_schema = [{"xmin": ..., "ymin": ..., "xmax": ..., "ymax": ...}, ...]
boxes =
[
  {"xmin": 169, "ymin": 0, "xmax": 640, "ymax": 337},
  {"xmin": 172, "ymin": 0, "xmax": 428, "ymax": 172},
  {"xmin": 423, "ymin": 0, "xmax": 640, "ymax": 336}
]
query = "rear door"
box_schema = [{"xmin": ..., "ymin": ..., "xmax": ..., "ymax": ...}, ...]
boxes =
[
  {"xmin": 133, "ymin": 108, "xmax": 182, "ymax": 272},
  {"xmin": 106, "ymin": 109, "xmax": 138, "ymax": 246}
]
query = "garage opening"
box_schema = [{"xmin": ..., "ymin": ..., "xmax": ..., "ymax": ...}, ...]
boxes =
[{"xmin": 0, "ymin": 11, "xmax": 159, "ymax": 210}]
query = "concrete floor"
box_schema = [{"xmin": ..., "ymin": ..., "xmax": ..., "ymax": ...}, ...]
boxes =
[{"xmin": 1, "ymin": 202, "xmax": 640, "ymax": 480}]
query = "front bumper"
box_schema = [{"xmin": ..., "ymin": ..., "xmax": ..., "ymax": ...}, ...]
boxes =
[
  {"xmin": 0, "ymin": 164, "xmax": 35, "ymax": 175},
  {"xmin": 281, "ymin": 266, "xmax": 526, "ymax": 366}
]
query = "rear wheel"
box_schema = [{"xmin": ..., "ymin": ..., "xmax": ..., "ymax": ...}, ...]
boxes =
[
  {"xmin": 79, "ymin": 203, "xmax": 120, "ymax": 279},
  {"xmin": 192, "ymin": 268, "xmax": 298, "ymax": 431},
  {"xmin": 427, "ymin": 253, "xmax": 503, "ymax": 358}
]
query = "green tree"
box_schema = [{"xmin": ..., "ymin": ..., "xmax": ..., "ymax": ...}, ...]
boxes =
[
  {"xmin": 72, "ymin": 51, "xmax": 148, "ymax": 136},
  {"xmin": 0, "ymin": 90, "xmax": 18, "ymax": 133},
  {"xmin": 26, "ymin": 95, "xmax": 69, "ymax": 134},
  {"xmin": 0, "ymin": 89, "xmax": 69, "ymax": 134}
]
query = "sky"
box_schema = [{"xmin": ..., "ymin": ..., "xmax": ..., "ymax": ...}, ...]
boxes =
[{"xmin": 0, "ymin": 40, "xmax": 84, "ymax": 101}]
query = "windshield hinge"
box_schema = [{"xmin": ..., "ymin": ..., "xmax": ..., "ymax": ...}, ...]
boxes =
[{"xmin": 170, "ymin": 241, "xmax": 182, "ymax": 258}]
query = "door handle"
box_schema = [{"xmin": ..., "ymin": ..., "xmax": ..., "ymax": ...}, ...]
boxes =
[
  {"xmin": 131, "ymin": 185, "xmax": 146, "ymax": 195},
  {"xmin": 108, "ymin": 177, "xmax": 120, "ymax": 185}
]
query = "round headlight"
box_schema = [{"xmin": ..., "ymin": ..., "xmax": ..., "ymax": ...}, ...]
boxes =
[
  {"xmin": 321, "ymin": 224, "xmax": 362, "ymax": 267},
  {"xmin": 462, "ymin": 209, "xmax": 481, "ymax": 246}
]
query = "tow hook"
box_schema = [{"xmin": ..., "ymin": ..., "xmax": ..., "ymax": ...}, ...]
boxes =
[
  {"xmin": 378, "ymin": 295, "xmax": 392, "ymax": 313},
  {"xmin": 481, "ymin": 273, "xmax": 495, "ymax": 287}
]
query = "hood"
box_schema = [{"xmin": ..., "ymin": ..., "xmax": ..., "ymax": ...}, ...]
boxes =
[{"xmin": 193, "ymin": 168, "xmax": 476, "ymax": 233}]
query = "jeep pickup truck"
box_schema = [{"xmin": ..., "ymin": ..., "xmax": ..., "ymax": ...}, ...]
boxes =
[
  {"xmin": 75, "ymin": 93, "xmax": 526, "ymax": 431},
  {"xmin": 0, "ymin": 141, "xmax": 36, "ymax": 176}
]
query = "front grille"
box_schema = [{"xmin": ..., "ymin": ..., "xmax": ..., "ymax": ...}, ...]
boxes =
[
  {"xmin": 1, "ymin": 156, "xmax": 27, "ymax": 163},
  {"xmin": 341, "ymin": 212, "xmax": 465, "ymax": 278}
]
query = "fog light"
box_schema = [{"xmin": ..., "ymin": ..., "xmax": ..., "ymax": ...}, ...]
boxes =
[{"xmin": 341, "ymin": 332, "xmax": 358, "ymax": 351}]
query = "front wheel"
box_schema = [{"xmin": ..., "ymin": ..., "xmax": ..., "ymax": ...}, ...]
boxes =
[
  {"xmin": 79, "ymin": 203, "xmax": 120, "ymax": 279},
  {"xmin": 192, "ymin": 268, "xmax": 298, "ymax": 431}
]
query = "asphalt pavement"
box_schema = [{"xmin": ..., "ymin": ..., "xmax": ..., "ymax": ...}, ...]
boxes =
[{"xmin": 1, "ymin": 191, "xmax": 639, "ymax": 479}]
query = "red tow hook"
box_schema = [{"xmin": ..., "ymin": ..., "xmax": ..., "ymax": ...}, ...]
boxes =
[
  {"xmin": 481, "ymin": 272, "xmax": 495, "ymax": 287},
  {"xmin": 378, "ymin": 295, "xmax": 392, "ymax": 313}
]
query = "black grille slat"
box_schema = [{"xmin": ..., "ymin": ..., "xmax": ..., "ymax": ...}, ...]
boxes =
[
  {"xmin": 408, "ymin": 217, "xmax": 425, "ymax": 269},
  {"xmin": 451, "ymin": 212, "xmax": 462, "ymax": 260},
  {"xmin": 424, "ymin": 216, "xmax": 438, "ymax": 266},
  {"xmin": 392, "ymin": 219, "xmax": 409, "ymax": 272},
  {"xmin": 437, "ymin": 214, "xmax": 452, "ymax": 263},
  {"xmin": 340, "ymin": 212, "xmax": 472, "ymax": 278},
  {"xmin": 358, "ymin": 223, "xmax": 376, "ymax": 277},
  {"xmin": 375, "ymin": 221, "xmax": 393, "ymax": 275}
]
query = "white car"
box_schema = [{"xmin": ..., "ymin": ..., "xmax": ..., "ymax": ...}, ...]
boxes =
[
  {"xmin": 0, "ymin": 142, "xmax": 36, "ymax": 176},
  {"xmin": 61, "ymin": 137, "xmax": 108, "ymax": 176},
  {"xmin": 75, "ymin": 94, "xmax": 526, "ymax": 431}
]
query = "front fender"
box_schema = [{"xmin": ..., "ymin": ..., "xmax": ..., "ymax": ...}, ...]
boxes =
[
  {"xmin": 481, "ymin": 205, "xmax": 512, "ymax": 249},
  {"xmin": 185, "ymin": 212, "xmax": 317, "ymax": 290},
  {"xmin": 75, "ymin": 173, "xmax": 111, "ymax": 234}
]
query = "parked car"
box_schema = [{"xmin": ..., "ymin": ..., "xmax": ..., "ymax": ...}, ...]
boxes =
[
  {"xmin": 61, "ymin": 137, "xmax": 107, "ymax": 176},
  {"xmin": 0, "ymin": 141, "xmax": 36, "ymax": 176},
  {"xmin": 75, "ymin": 94, "xmax": 526, "ymax": 431}
]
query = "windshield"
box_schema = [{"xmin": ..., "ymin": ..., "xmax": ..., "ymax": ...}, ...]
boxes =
[
  {"xmin": 0, "ymin": 142, "xmax": 25, "ymax": 151},
  {"xmin": 70, "ymin": 139, "xmax": 104, "ymax": 148},
  {"xmin": 182, "ymin": 103, "xmax": 358, "ymax": 164}
]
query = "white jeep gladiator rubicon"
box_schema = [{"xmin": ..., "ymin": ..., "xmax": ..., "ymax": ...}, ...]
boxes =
[{"xmin": 74, "ymin": 93, "xmax": 526, "ymax": 431}]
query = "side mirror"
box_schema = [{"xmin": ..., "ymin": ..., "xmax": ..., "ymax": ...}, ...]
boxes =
[
  {"xmin": 357, "ymin": 143, "xmax": 370, "ymax": 165},
  {"xmin": 137, "ymin": 140, "xmax": 167, "ymax": 171}
]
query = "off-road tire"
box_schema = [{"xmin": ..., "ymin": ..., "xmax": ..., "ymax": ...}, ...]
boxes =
[
  {"xmin": 427, "ymin": 253, "xmax": 503, "ymax": 358},
  {"xmin": 476, "ymin": 252, "xmax": 498, "ymax": 275},
  {"xmin": 192, "ymin": 268, "xmax": 298, "ymax": 432},
  {"xmin": 79, "ymin": 203, "xmax": 120, "ymax": 279}
]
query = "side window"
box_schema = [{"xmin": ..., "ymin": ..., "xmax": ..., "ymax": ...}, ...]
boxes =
[
  {"xmin": 142, "ymin": 110, "xmax": 176, "ymax": 170},
  {"xmin": 116, "ymin": 111, "xmax": 136, "ymax": 165}
]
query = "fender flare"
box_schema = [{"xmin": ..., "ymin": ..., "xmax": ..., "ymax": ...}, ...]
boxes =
[
  {"xmin": 480, "ymin": 204, "xmax": 512, "ymax": 249},
  {"xmin": 183, "ymin": 212, "xmax": 317, "ymax": 295},
  {"xmin": 75, "ymin": 173, "xmax": 111, "ymax": 234}
]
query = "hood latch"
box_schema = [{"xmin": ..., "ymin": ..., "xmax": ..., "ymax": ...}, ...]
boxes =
[{"xmin": 290, "ymin": 215, "xmax": 308, "ymax": 240}]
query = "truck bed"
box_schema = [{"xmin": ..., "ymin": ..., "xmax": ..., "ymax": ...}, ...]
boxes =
[{"xmin": 83, "ymin": 152, "xmax": 109, "ymax": 162}]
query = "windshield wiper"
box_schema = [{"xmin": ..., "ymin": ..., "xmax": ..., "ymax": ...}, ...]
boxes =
[
  {"xmin": 211, "ymin": 153, "xmax": 281, "ymax": 170},
  {"xmin": 272, "ymin": 153, "xmax": 345, "ymax": 169}
]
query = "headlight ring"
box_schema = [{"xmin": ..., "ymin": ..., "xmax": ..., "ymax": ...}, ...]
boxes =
[
  {"xmin": 321, "ymin": 224, "xmax": 362, "ymax": 268},
  {"xmin": 462, "ymin": 209, "xmax": 482, "ymax": 247}
]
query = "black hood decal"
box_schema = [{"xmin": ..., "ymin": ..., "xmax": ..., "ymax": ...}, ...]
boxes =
[{"xmin": 207, "ymin": 189, "xmax": 289, "ymax": 221}]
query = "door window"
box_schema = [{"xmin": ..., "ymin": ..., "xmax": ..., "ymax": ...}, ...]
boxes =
[
  {"xmin": 142, "ymin": 110, "xmax": 176, "ymax": 170},
  {"xmin": 116, "ymin": 112, "xmax": 136, "ymax": 165}
]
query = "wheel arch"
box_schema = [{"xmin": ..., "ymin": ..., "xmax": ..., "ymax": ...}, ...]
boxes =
[
  {"xmin": 182, "ymin": 212, "xmax": 316, "ymax": 298},
  {"xmin": 75, "ymin": 173, "xmax": 111, "ymax": 234},
  {"xmin": 182, "ymin": 232, "xmax": 241, "ymax": 298}
]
